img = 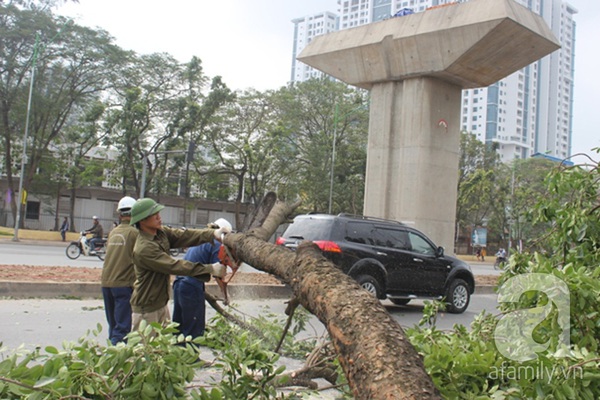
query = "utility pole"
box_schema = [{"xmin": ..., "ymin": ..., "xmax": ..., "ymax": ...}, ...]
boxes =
[
  {"xmin": 182, "ymin": 140, "xmax": 195, "ymax": 227},
  {"xmin": 13, "ymin": 21, "xmax": 72, "ymax": 240},
  {"xmin": 13, "ymin": 35, "xmax": 39, "ymax": 242}
]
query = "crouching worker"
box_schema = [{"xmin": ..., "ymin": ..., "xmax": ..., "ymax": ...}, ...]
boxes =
[
  {"xmin": 129, "ymin": 198, "xmax": 230, "ymax": 331},
  {"xmin": 173, "ymin": 218, "xmax": 232, "ymax": 339}
]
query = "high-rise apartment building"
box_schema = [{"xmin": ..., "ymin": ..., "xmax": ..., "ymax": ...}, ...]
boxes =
[
  {"xmin": 292, "ymin": 0, "xmax": 577, "ymax": 162},
  {"xmin": 291, "ymin": 12, "xmax": 339, "ymax": 83}
]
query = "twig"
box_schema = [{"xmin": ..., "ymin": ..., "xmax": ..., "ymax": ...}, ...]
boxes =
[
  {"xmin": 204, "ymin": 291, "xmax": 265, "ymax": 339},
  {"xmin": 274, "ymin": 297, "xmax": 300, "ymax": 354}
]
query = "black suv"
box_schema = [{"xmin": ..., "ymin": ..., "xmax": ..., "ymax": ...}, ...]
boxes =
[{"xmin": 276, "ymin": 213, "xmax": 475, "ymax": 313}]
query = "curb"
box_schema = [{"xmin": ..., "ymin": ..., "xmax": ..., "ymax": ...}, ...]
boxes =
[
  {"xmin": 0, "ymin": 281, "xmax": 292, "ymax": 300},
  {"xmin": 474, "ymin": 285, "xmax": 496, "ymax": 295},
  {"xmin": 0, "ymin": 281, "xmax": 496, "ymax": 299}
]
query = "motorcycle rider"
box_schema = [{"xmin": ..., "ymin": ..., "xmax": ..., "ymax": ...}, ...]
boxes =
[
  {"xmin": 128, "ymin": 198, "xmax": 230, "ymax": 331},
  {"xmin": 496, "ymin": 248, "xmax": 507, "ymax": 261},
  {"xmin": 494, "ymin": 248, "xmax": 508, "ymax": 269},
  {"xmin": 85, "ymin": 216, "xmax": 104, "ymax": 253},
  {"xmin": 101, "ymin": 196, "xmax": 137, "ymax": 345}
]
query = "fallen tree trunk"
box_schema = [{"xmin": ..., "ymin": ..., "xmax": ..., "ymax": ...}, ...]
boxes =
[{"xmin": 222, "ymin": 198, "xmax": 441, "ymax": 399}]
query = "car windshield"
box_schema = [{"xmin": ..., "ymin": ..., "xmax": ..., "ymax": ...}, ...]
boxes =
[{"xmin": 283, "ymin": 218, "xmax": 334, "ymax": 241}]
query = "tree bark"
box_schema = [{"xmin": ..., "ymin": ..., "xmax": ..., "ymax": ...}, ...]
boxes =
[{"xmin": 222, "ymin": 198, "xmax": 441, "ymax": 399}]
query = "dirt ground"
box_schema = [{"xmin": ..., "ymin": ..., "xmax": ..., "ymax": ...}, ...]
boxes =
[
  {"xmin": 0, "ymin": 264, "xmax": 498, "ymax": 287},
  {"xmin": 0, "ymin": 265, "xmax": 283, "ymax": 285}
]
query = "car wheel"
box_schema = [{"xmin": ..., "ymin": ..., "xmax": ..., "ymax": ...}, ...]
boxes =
[
  {"xmin": 390, "ymin": 298, "xmax": 411, "ymax": 306},
  {"xmin": 356, "ymin": 275, "xmax": 382, "ymax": 299},
  {"xmin": 446, "ymin": 279, "xmax": 470, "ymax": 314}
]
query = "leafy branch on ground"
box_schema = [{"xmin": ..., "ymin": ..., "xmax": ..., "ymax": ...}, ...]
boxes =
[
  {"xmin": 406, "ymin": 151, "xmax": 600, "ymax": 399},
  {"xmin": 0, "ymin": 303, "xmax": 348, "ymax": 399}
]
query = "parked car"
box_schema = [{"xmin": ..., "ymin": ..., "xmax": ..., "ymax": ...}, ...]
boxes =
[{"xmin": 275, "ymin": 213, "xmax": 475, "ymax": 313}]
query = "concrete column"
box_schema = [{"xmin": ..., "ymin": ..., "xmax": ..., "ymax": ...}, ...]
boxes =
[
  {"xmin": 297, "ymin": 0, "xmax": 560, "ymax": 254},
  {"xmin": 364, "ymin": 78, "xmax": 461, "ymax": 250}
]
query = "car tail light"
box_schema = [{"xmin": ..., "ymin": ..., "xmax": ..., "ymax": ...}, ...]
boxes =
[
  {"xmin": 275, "ymin": 237, "xmax": 285, "ymax": 245},
  {"xmin": 314, "ymin": 240, "xmax": 342, "ymax": 253}
]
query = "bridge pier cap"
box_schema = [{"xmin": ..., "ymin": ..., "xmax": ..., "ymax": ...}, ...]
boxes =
[
  {"xmin": 298, "ymin": 0, "xmax": 560, "ymax": 90},
  {"xmin": 298, "ymin": 0, "xmax": 559, "ymax": 252}
]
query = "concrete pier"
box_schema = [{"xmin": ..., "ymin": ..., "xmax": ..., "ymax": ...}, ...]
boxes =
[{"xmin": 298, "ymin": 0, "xmax": 560, "ymax": 250}]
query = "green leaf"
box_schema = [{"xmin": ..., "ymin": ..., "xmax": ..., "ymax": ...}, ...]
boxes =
[{"xmin": 33, "ymin": 376, "xmax": 57, "ymax": 388}]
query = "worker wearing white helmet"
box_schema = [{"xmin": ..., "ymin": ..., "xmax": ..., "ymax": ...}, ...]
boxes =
[
  {"xmin": 101, "ymin": 196, "xmax": 138, "ymax": 344},
  {"xmin": 172, "ymin": 217, "xmax": 233, "ymax": 339}
]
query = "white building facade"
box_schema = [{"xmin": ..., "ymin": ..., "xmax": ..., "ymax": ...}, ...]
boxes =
[
  {"xmin": 290, "ymin": 12, "xmax": 339, "ymax": 83},
  {"xmin": 292, "ymin": 0, "xmax": 577, "ymax": 162}
]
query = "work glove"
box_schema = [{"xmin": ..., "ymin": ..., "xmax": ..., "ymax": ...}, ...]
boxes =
[
  {"xmin": 214, "ymin": 225, "xmax": 232, "ymax": 241},
  {"xmin": 209, "ymin": 262, "xmax": 227, "ymax": 278}
]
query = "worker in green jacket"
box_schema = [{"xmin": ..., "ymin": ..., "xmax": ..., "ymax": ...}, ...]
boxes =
[
  {"xmin": 101, "ymin": 196, "xmax": 137, "ymax": 345},
  {"xmin": 128, "ymin": 198, "xmax": 230, "ymax": 331}
]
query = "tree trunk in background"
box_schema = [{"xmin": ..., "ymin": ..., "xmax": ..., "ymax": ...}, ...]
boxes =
[{"xmin": 222, "ymin": 197, "xmax": 441, "ymax": 399}]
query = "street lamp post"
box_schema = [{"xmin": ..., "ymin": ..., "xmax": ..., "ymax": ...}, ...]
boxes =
[
  {"xmin": 328, "ymin": 104, "xmax": 339, "ymax": 215},
  {"xmin": 13, "ymin": 36, "xmax": 39, "ymax": 242},
  {"xmin": 13, "ymin": 23, "xmax": 70, "ymax": 240}
]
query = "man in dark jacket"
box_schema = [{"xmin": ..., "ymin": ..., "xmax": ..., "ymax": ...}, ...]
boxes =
[
  {"xmin": 101, "ymin": 196, "xmax": 137, "ymax": 345},
  {"xmin": 129, "ymin": 198, "xmax": 229, "ymax": 331},
  {"xmin": 85, "ymin": 216, "xmax": 104, "ymax": 251}
]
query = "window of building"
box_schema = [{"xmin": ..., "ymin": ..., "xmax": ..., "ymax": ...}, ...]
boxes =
[{"xmin": 26, "ymin": 201, "xmax": 40, "ymax": 220}]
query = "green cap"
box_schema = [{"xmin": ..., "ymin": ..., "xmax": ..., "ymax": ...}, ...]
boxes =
[{"xmin": 130, "ymin": 198, "xmax": 164, "ymax": 225}]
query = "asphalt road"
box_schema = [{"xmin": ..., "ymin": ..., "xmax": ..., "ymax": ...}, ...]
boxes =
[
  {"xmin": 0, "ymin": 240, "xmax": 501, "ymax": 352},
  {"xmin": 0, "ymin": 294, "xmax": 500, "ymax": 352},
  {"xmin": 0, "ymin": 240, "xmax": 500, "ymax": 275},
  {"xmin": 0, "ymin": 240, "xmax": 105, "ymax": 268}
]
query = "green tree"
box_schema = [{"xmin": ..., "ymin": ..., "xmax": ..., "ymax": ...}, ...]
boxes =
[
  {"xmin": 0, "ymin": 3, "xmax": 127, "ymax": 226},
  {"xmin": 501, "ymin": 157, "xmax": 556, "ymax": 252},
  {"xmin": 104, "ymin": 54, "xmax": 234, "ymax": 204},
  {"xmin": 57, "ymin": 100, "xmax": 109, "ymax": 232},
  {"xmin": 201, "ymin": 89, "xmax": 293, "ymax": 206},
  {"xmin": 408, "ymin": 151, "xmax": 600, "ymax": 398},
  {"xmin": 455, "ymin": 132, "xmax": 502, "ymax": 250},
  {"xmin": 273, "ymin": 78, "xmax": 369, "ymax": 214}
]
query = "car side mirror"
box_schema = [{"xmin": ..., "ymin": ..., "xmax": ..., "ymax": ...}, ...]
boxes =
[{"xmin": 436, "ymin": 246, "xmax": 444, "ymax": 257}]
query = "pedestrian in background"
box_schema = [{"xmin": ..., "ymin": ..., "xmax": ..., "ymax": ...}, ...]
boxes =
[
  {"xmin": 172, "ymin": 218, "xmax": 232, "ymax": 339},
  {"xmin": 128, "ymin": 198, "xmax": 229, "ymax": 331},
  {"xmin": 101, "ymin": 196, "xmax": 137, "ymax": 345},
  {"xmin": 60, "ymin": 217, "xmax": 69, "ymax": 242}
]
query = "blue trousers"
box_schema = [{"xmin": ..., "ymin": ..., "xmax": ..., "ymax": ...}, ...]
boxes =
[
  {"xmin": 102, "ymin": 286, "xmax": 133, "ymax": 345},
  {"xmin": 172, "ymin": 277, "xmax": 206, "ymax": 339}
]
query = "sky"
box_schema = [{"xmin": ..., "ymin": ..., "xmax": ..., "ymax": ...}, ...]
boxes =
[{"xmin": 57, "ymin": 0, "xmax": 599, "ymax": 162}]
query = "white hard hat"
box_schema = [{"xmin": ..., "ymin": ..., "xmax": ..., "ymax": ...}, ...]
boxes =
[
  {"xmin": 92, "ymin": 215, "xmax": 98, "ymax": 220},
  {"xmin": 213, "ymin": 218, "xmax": 232, "ymax": 231},
  {"xmin": 117, "ymin": 196, "xmax": 136, "ymax": 214}
]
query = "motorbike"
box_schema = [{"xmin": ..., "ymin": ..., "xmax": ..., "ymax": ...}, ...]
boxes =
[
  {"xmin": 493, "ymin": 256, "xmax": 507, "ymax": 270},
  {"xmin": 66, "ymin": 232, "xmax": 106, "ymax": 261}
]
